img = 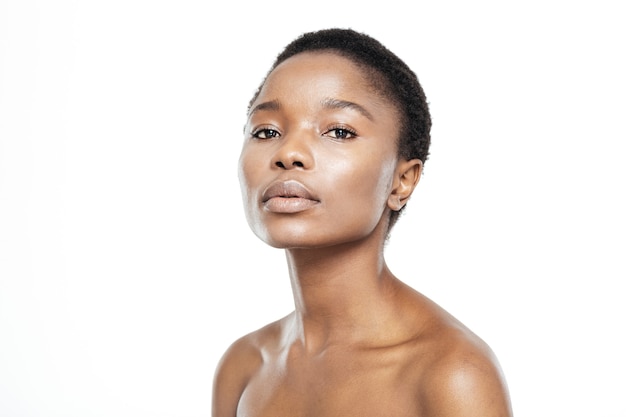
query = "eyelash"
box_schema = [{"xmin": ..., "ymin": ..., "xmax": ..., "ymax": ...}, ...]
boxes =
[
  {"xmin": 250, "ymin": 125, "xmax": 358, "ymax": 140},
  {"xmin": 323, "ymin": 125, "xmax": 357, "ymax": 140},
  {"xmin": 251, "ymin": 127, "xmax": 281, "ymax": 139}
]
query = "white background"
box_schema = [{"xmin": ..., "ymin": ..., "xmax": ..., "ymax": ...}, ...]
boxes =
[{"xmin": 1, "ymin": 0, "xmax": 624, "ymax": 416}]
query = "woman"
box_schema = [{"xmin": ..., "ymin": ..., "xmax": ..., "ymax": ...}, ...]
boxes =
[{"xmin": 213, "ymin": 28, "xmax": 513, "ymax": 417}]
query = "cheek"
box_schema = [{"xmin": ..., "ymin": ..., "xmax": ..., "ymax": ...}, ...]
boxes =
[
  {"xmin": 325, "ymin": 151, "xmax": 396, "ymax": 218},
  {"xmin": 238, "ymin": 147, "xmax": 262, "ymax": 208},
  {"xmin": 238, "ymin": 148, "xmax": 272, "ymax": 241},
  {"xmin": 358, "ymin": 165, "xmax": 394, "ymax": 209}
]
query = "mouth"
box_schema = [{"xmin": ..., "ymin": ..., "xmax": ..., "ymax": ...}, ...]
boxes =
[{"xmin": 262, "ymin": 180, "xmax": 320, "ymax": 213}]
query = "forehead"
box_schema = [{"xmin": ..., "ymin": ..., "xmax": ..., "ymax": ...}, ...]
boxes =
[
  {"xmin": 269, "ymin": 51, "xmax": 367, "ymax": 80},
  {"xmin": 252, "ymin": 51, "xmax": 397, "ymax": 117}
]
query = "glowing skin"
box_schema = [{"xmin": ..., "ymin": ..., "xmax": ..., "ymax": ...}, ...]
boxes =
[
  {"xmin": 214, "ymin": 49, "xmax": 513, "ymax": 417},
  {"xmin": 239, "ymin": 51, "xmax": 413, "ymax": 249}
]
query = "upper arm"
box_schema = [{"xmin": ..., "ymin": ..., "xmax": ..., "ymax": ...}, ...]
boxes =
[
  {"xmin": 212, "ymin": 337, "xmax": 262, "ymax": 417},
  {"xmin": 420, "ymin": 347, "xmax": 513, "ymax": 417}
]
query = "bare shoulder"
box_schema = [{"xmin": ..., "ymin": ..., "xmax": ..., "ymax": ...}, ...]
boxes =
[
  {"xmin": 419, "ymin": 337, "xmax": 512, "ymax": 417},
  {"xmin": 211, "ymin": 318, "xmax": 283, "ymax": 417},
  {"xmin": 414, "ymin": 305, "xmax": 513, "ymax": 417}
]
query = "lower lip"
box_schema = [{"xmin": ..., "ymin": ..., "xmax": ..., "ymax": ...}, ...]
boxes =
[{"xmin": 264, "ymin": 197, "xmax": 320, "ymax": 213}]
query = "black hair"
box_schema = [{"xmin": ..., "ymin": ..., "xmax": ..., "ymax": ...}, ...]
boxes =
[{"xmin": 249, "ymin": 28, "xmax": 432, "ymax": 230}]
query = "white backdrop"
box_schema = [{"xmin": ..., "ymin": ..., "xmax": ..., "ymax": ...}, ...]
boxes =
[{"xmin": 1, "ymin": 1, "xmax": 624, "ymax": 416}]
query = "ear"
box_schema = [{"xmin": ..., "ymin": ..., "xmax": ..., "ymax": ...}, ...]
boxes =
[{"xmin": 387, "ymin": 159, "xmax": 423, "ymax": 211}]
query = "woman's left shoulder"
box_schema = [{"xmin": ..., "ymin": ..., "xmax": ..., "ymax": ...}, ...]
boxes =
[
  {"xmin": 415, "ymin": 322, "xmax": 514, "ymax": 417},
  {"xmin": 397, "ymin": 286, "xmax": 513, "ymax": 416}
]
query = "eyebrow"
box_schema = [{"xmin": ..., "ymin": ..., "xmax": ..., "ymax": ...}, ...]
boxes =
[
  {"xmin": 248, "ymin": 97, "xmax": 374, "ymax": 121},
  {"xmin": 248, "ymin": 99, "xmax": 281, "ymax": 117},
  {"xmin": 321, "ymin": 98, "xmax": 374, "ymax": 121}
]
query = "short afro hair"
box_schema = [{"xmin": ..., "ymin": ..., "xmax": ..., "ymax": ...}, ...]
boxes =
[{"xmin": 248, "ymin": 28, "xmax": 432, "ymax": 230}]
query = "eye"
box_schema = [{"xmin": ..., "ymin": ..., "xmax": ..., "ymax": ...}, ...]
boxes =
[
  {"xmin": 324, "ymin": 126, "xmax": 357, "ymax": 140},
  {"xmin": 252, "ymin": 128, "xmax": 281, "ymax": 139}
]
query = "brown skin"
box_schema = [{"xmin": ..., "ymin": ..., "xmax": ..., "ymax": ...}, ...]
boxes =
[{"xmin": 213, "ymin": 51, "xmax": 513, "ymax": 417}]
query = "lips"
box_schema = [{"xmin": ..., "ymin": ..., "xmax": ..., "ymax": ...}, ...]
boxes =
[{"xmin": 262, "ymin": 180, "xmax": 320, "ymax": 213}]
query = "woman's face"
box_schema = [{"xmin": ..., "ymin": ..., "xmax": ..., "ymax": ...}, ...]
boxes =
[{"xmin": 239, "ymin": 51, "xmax": 405, "ymax": 249}]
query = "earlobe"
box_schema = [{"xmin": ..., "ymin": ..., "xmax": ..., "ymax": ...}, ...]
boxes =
[{"xmin": 388, "ymin": 159, "xmax": 423, "ymax": 211}]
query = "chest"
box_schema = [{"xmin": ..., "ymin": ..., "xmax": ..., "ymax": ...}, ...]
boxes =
[{"xmin": 236, "ymin": 348, "xmax": 423, "ymax": 417}]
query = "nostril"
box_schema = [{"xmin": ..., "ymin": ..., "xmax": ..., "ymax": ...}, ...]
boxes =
[{"xmin": 275, "ymin": 160, "xmax": 305, "ymax": 169}]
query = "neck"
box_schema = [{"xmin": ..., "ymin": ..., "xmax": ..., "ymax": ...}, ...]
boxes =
[{"xmin": 284, "ymin": 230, "xmax": 401, "ymax": 352}]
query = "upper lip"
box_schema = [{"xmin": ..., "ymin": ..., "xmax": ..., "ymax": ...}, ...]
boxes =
[{"xmin": 262, "ymin": 180, "xmax": 319, "ymax": 202}]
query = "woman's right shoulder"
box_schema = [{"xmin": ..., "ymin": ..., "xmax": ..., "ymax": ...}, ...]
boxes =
[
  {"xmin": 213, "ymin": 318, "xmax": 285, "ymax": 383},
  {"xmin": 211, "ymin": 318, "xmax": 285, "ymax": 416}
]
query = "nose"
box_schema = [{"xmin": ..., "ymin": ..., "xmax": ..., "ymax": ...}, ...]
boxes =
[{"xmin": 271, "ymin": 133, "xmax": 313, "ymax": 170}]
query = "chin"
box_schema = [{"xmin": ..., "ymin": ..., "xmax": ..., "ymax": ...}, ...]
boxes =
[
  {"xmin": 247, "ymin": 210, "xmax": 386, "ymax": 249},
  {"xmin": 254, "ymin": 228, "xmax": 324, "ymax": 249},
  {"xmin": 254, "ymin": 225, "xmax": 377, "ymax": 250}
]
